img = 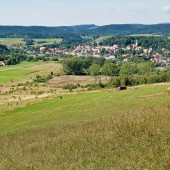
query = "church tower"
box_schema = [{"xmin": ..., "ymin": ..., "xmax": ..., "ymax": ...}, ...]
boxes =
[{"xmin": 136, "ymin": 39, "xmax": 138, "ymax": 47}]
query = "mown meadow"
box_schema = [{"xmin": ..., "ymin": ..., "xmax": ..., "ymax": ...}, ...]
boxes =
[{"xmin": 0, "ymin": 61, "xmax": 61, "ymax": 83}]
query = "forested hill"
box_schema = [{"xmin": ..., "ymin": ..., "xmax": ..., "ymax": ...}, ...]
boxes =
[{"xmin": 0, "ymin": 24, "xmax": 170, "ymax": 38}]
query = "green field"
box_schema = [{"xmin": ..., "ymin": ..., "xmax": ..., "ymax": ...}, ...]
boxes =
[
  {"xmin": 0, "ymin": 61, "xmax": 61, "ymax": 83},
  {"xmin": 1, "ymin": 84, "xmax": 170, "ymax": 134},
  {"xmin": 0, "ymin": 38, "xmax": 25, "ymax": 46},
  {"xmin": 0, "ymin": 38, "xmax": 62, "ymax": 47},
  {"xmin": 95, "ymin": 36, "xmax": 113, "ymax": 43},
  {"xmin": 34, "ymin": 38, "xmax": 63, "ymax": 47},
  {"xmin": 0, "ymin": 62, "xmax": 41, "ymax": 83}
]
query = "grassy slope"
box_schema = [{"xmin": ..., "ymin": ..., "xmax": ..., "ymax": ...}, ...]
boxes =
[
  {"xmin": 0, "ymin": 84, "xmax": 170, "ymax": 134},
  {"xmin": 0, "ymin": 38, "xmax": 25, "ymax": 46},
  {"xmin": 95, "ymin": 36, "xmax": 113, "ymax": 43},
  {"xmin": 34, "ymin": 38, "xmax": 62, "ymax": 47},
  {"xmin": 0, "ymin": 38, "xmax": 62, "ymax": 47},
  {"xmin": 0, "ymin": 84, "xmax": 170, "ymax": 169},
  {"xmin": 0, "ymin": 61, "xmax": 61, "ymax": 83}
]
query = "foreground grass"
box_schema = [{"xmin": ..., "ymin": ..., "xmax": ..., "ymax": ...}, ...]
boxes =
[
  {"xmin": 0, "ymin": 104, "xmax": 170, "ymax": 169},
  {"xmin": 0, "ymin": 84, "xmax": 170, "ymax": 134},
  {"xmin": 0, "ymin": 84, "xmax": 170, "ymax": 169}
]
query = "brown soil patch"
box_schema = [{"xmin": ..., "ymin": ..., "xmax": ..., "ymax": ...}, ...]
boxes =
[{"xmin": 49, "ymin": 75, "xmax": 109, "ymax": 87}]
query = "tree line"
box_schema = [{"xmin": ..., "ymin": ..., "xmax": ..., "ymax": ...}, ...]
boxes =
[
  {"xmin": 62, "ymin": 56, "xmax": 170, "ymax": 87},
  {"xmin": 62, "ymin": 56, "xmax": 155, "ymax": 76}
]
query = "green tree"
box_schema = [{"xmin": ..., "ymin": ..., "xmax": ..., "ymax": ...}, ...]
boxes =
[
  {"xmin": 101, "ymin": 63, "xmax": 119, "ymax": 80},
  {"xmin": 89, "ymin": 64, "xmax": 101, "ymax": 83},
  {"xmin": 62, "ymin": 57, "xmax": 84, "ymax": 75},
  {"xmin": 137, "ymin": 62, "xmax": 154, "ymax": 75},
  {"xmin": 119, "ymin": 62, "xmax": 137, "ymax": 76}
]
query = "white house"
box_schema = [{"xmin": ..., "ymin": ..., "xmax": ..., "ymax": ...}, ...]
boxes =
[{"xmin": 106, "ymin": 56, "xmax": 116, "ymax": 61}]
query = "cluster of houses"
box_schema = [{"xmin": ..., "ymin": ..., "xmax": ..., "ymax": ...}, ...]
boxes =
[
  {"xmin": 37, "ymin": 41, "xmax": 170, "ymax": 67},
  {"xmin": 36, "ymin": 43, "xmax": 170, "ymax": 70},
  {"xmin": 38, "ymin": 42, "xmax": 152, "ymax": 58},
  {"xmin": 1, "ymin": 40, "xmax": 170, "ymax": 70},
  {"xmin": 150, "ymin": 53, "xmax": 170, "ymax": 69}
]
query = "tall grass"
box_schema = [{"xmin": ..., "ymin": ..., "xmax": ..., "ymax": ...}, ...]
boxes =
[{"xmin": 0, "ymin": 105, "xmax": 170, "ymax": 169}]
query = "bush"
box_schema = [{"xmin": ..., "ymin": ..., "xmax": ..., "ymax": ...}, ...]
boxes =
[{"xmin": 63, "ymin": 84, "xmax": 80, "ymax": 92}]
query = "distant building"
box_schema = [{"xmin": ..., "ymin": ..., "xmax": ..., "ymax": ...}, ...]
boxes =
[
  {"xmin": 106, "ymin": 56, "xmax": 116, "ymax": 61},
  {"xmin": 0, "ymin": 61, "xmax": 5, "ymax": 66},
  {"xmin": 40, "ymin": 47, "xmax": 46, "ymax": 53},
  {"xmin": 135, "ymin": 39, "xmax": 138, "ymax": 47}
]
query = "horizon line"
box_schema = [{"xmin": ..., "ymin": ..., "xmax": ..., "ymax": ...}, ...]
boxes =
[{"xmin": 0, "ymin": 23, "xmax": 170, "ymax": 27}]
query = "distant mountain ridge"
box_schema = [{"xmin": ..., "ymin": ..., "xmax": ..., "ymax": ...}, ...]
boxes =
[{"xmin": 0, "ymin": 24, "xmax": 170, "ymax": 37}]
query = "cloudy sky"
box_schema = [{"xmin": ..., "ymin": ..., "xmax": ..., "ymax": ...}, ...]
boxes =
[{"xmin": 0, "ymin": 0, "xmax": 170, "ymax": 26}]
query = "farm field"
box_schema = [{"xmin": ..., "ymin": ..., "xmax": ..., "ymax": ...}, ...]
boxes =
[
  {"xmin": 0, "ymin": 38, "xmax": 62, "ymax": 47},
  {"xmin": 34, "ymin": 38, "xmax": 63, "ymax": 47},
  {"xmin": 0, "ymin": 83, "xmax": 170, "ymax": 169},
  {"xmin": 0, "ymin": 61, "xmax": 62, "ymax": 83},
  {"xmin": 0, "ymin": 38, "xmax": 25, "ymax": 46},
  {"xmin": 49, "ymin": 75, "xmax": 110, "ymax": 87},
  {"xmin": 95, "ymin": 36, "xmax": 113, "ymax": 43}
]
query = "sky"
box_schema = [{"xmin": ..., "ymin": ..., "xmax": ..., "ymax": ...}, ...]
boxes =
[{"xmin": 0, "ymin": 0, "xmax": 170, "ymax": 26}]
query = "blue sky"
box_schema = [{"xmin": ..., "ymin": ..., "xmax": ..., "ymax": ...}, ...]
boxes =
[{"xmin": 1, "ymin": 0, "xmax": 170, "ymax": 26}]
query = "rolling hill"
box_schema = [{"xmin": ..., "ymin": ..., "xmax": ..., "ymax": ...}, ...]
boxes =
[{"xmin": 0, "ymin": 24, "xmax": 170, "ymax": 38}]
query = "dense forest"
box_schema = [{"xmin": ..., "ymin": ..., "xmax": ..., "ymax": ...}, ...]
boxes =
[
  {"xmin": 0, "ymin": 24, "xmax": 170, "ymax": 38},
  {"xmin": 99, "ymin": 36, "xmax": 170, "ymax": 49}
]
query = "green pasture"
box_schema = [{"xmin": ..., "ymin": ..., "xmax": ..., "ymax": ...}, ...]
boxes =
[
  {"xmin": 0, "ymin": 62, "xmax": 42, "ymax": 83},
  {"xmin": 95, "ymin": 36, "xmax": 113, "ymax": 43},
  {"xmin": 0, "ymin": 84, "xmax": 169, "ymax": 134},
  {"xmin": 0, "ymin": 38, "xmax": 25, "ymax": 46},
  {"xmin": 34, "ymin": 38, "xmax": 62, "ymax": 47},
  {"xmin": 0, "ymin": 38, "xmax": 62, "ymax": 47}
]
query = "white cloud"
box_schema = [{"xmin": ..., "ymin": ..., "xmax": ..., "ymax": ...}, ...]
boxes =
[{"xmin": 162, "ymin": 5, "xmax": 170, "ymax": 12}]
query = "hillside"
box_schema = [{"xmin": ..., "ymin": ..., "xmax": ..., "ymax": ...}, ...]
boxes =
[
  {"xmin": 0, "ymin": 84, "xmax": 170, "ymax": 169},
  {"xmin": 0, "ymin": 24, "xmax": 170, "ymax": 38}
]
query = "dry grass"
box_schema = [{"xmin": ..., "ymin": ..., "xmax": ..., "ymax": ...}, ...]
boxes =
[
  {"xmin": 49, "ymin": 75, "xmax": 109, "ymax": 87},
  {"xmin": 0, "ymin": 105, "xmax": 170, "ymax": 169}
]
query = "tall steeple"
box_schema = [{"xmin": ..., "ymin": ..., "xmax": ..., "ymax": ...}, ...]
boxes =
[{"xmin": 136, "ymin": 39, "xmax": 138, "ymax": 47}]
